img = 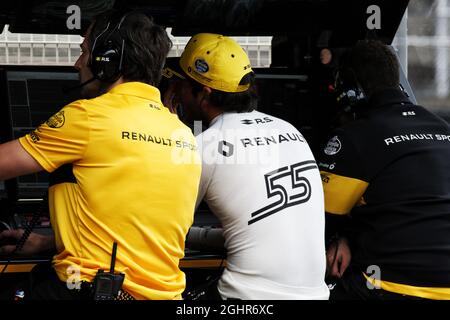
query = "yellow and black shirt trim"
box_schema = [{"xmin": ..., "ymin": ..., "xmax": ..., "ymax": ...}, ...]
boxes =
[
  {"xmin": 363, "ymin": 273, "xmax": 450, "ymax": 300},
  {"xmin": 320, "ymin": 171, "xmax": 368, "ymax": 215}
]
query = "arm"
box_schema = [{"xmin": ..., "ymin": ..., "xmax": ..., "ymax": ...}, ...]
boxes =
[
  {"xmin": 186, "ymin": 133, "xmax": 225, "ymax": 253},
  {"xmin": 194, "ymin": 133, "xmax": 214, "ymax": 210},
  {"xmin": 187, "ymin": 170, "xmax": 225, "ymax": 253},
  {"xmin": 185, "ymin": 226, "xmax": 225, "ymax": 253},
  {"xmin": 0, "ymin": 229, "xmax": 56, "ymax": 256},
  {"xmin": 325, "ymin": 212, "xmax": 352, "ymax": 278},
  {"xmin": 0, "ymin": 140, "xmax": 44, "ymax": 180},
  {"xmin": 0, "ymin": 105, "xmax": 89, "ymax": 255},
  {"xmin": 0, "ymin": 141, "xmax": 51, "ymax": 256},
  {"xmin": 319, "ymin": 132, "xmax": 368, "ymax": 277},
  {"xmin": 326, "ymin": 236, "xmax": 351, "ymax": 278}
]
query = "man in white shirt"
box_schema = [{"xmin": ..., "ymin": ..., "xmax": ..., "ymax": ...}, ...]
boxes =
[{"xmin": 165, "ymin": 33, "xmax": 329, "ymax": 300}]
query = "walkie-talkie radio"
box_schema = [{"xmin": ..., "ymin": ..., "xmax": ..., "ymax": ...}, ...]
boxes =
[{"xmin": 92, "ymin": 242, "xmax": 125, "ymax": 300}]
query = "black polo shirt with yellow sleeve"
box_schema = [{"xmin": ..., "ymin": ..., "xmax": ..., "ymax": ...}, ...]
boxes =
[
  {"xmin": 319, "ymin": 89, "xmax": 450, "ymax": 299},
  {"xmin": 19, "ymin": 82, "xmax": 201, "ymax": 300}
]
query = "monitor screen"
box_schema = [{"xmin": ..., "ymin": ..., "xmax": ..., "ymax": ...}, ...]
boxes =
[
  {"xmin": 253, "ymin": 69, "xmax": 320, "ymax": 153},
  {"xmin": 0, "ymin": 66, "xmax": 82, "ymax": 199}
]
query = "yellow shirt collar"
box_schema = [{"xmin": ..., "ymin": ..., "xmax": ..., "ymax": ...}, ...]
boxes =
[{"xmin": 109, "ymin": 82, "xmax": 162, "ymax": 103}]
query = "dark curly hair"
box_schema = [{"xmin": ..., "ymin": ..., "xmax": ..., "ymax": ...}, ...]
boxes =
[
  {"xmin": 189, "ymin": 72, "xmax": 258, "ymax": 113},
  {"xmin": 341, "ymin": 40, "xmax": 400, "ymax": 97},
  {"xmin": 88, "ymin": 11, "xmax": 172, "ymax": 86}
]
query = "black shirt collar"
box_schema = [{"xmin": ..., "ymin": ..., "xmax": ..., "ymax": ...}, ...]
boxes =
[{"xmin": 368, "ymin": 88, "xmax": 412, "ymax": 109}]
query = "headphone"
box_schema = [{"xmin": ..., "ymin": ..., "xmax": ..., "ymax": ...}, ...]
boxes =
[
  {"xmin": 333, "ymin": 67, "xmax": 367, "ymax": 114},
  {"xmin": 90, "ymin": 13, "xmax": 128, "ymax": 83}
]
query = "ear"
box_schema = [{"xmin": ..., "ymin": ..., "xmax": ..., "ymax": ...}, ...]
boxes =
[
  {"xmin": 198, "ymin": 86, "xmax": 212, "ymax": 111},
  {"xmin": 202, "ymin": 86, "xmax": 212, "ymax": 100}
]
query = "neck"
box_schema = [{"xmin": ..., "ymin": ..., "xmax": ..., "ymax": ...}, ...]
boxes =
[
  {"xmin": 106, "ymin": 77, "xmax": 125, "ymax": 92},
  {"xmin": 205, "ymin": 108, "xmax": 223, "ymax": 127}
]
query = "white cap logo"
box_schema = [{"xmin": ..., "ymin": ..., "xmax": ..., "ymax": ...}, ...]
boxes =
[{"xmin": 195, "ymin": 59, "xmax": 209, "ymax": 73}]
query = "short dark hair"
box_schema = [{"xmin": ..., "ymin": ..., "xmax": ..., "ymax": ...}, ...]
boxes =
[
  {"xmin": 89, "ymin": 11, "xmax": 172, "ymax": 86},
  {"xmin": 341, "ymin": 40, "xmax": 400, "ymax": 96},
  {"xmin": 189, "ymin": 72, "xmax": 258, "ymax": 113}
]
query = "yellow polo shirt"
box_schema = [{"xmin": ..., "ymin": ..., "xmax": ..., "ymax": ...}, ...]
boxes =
[{"xmin": 19, "ymin": 82, "xmax": 201, "ymax": 300}]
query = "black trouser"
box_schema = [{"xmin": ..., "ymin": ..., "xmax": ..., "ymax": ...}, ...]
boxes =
[
  {"xmin": 200, "ymin": 280, "xmax": 223, "ymax": 300},
  {"xmin": 184, "ymin": 275, "xmax": 241, "ymax": 300},
  {"xmin": 1, "ymin": 263, "xmax": 88, "ymax": 300},
  {"xmin": 328, "ymin": 268, "xmax": 424, "ymax": 300},
  {"xmin": 184, "ymin": 275, "xmax": 222, "ymax": 300}
]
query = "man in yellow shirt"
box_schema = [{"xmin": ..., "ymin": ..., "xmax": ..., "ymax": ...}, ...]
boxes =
[{"xmin": 0, "ymin": 11, "xmax": 201, "ymax": 300}]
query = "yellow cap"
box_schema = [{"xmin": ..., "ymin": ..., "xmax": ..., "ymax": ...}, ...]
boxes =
[{"xmin": 180, "ymin": 33, "xmax": 253, "ymax": 93}]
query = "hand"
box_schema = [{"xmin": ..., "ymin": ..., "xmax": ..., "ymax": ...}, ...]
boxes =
[
  {"xmin": 163, "ymin": 81, "xmax": 181, "ymax": 114},
  {"xmin": 326, "ymin": 237, "xmax": 351, "ymax": 278},
  {"xmin": 0, "ymin": 229, "xmax": 55, "ymax": 256}
]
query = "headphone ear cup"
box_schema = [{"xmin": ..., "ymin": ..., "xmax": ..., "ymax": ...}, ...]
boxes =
[
  {"xmin": 90, "ymin": 40, "xmax": 121, "ymax": 82},
  {"xmin": 333, "ymin": 68, "xmax": 366, "ymax": 112}
]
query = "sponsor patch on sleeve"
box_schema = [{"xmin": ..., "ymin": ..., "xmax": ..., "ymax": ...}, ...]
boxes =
[
  {"xmin": 324, "ymin": 135, "xmax": 341, "ymax": 155},
  {"xmin": 46, "ymin": 110, "xmax": 65, "ymax": 128},
  {"xmin": 318, "ymin": 162, "xmax": 336, "ymax": 171}
]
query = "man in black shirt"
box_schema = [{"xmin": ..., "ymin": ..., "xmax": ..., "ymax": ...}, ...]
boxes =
[{"xmin": 320, "ymin": 40, "xmax": 450, "ymax": 300}]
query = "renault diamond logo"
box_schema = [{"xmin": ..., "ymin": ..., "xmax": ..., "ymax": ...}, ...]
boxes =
[{"xmin": 218, "ymin": 140, "xmax": 234, "ymax": 157}]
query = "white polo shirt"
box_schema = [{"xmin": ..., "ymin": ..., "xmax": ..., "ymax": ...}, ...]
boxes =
[{"xmin": 196, "ymin": 110, "xmax": 329, "ymax": 300}]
